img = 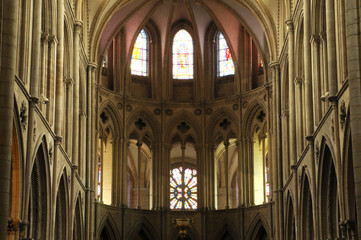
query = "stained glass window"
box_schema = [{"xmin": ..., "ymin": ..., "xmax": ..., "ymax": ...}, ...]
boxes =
[
  {"xmin": 218, "ymin": 32, "xmax": 235, "ymax": 77},
  {"xmin": 170, "ymin": 167, "xmax": 197, "ymax": 209},
  {"xmin": 131, "ymin": 29, "xmax": 148, "ymax": 76},
  {"xmin": 173, "ymin": 29, "xmax": 193, "ymax": 79}
]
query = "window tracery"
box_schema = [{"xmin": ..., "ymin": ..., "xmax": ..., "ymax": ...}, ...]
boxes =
[{"xmin": 170, "ymin": 166, "xmax": 198, "ymax": 210}]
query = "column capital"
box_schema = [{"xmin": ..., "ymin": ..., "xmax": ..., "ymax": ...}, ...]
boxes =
[
  {"xmin": 55, "ymin": 136, "xmax": 63, "ymax": 144},
  {"xmin": 29, "ymin": 96, "xmax": 40, "ymax": 106},
  {"xmin": 88, "ymin": 62, "xmax": 98, "ymax": 70},
  {"xmin": 310, "ymin": 34, "xmax": 320, "ymax": 45},
  {"xmin": 136, "ymin": 141, "xmax": 142, "ymax": 147},
  {"xmin": 48, "ymin": 35, "xmax": 58, "ymax": 45},
  {"xmin": 64, "ymin": 77, "xmax": 74, "ymax": 86},
  {"xmin": 268, "ymin": 61, "xmax": 280, "ymax": 69},
  {"xmin": 74, "ymin": 20, "xmax": 83, "ymax": 34},
  {"xmin": 41, "ymin": 32, "xmax": 49, "ymax": 43},
  {"xmin": 285, "ymin": 19, "xmax": 294, "ymax": 32},
  {"xmin": 80, "ymin": 110, "xmax": 87, "ymax": 118},
  {"xmin": 294, "ymin": 76, "xmax": 303, "ymax": 85},
  {"xmin": 319, "ymin": 32, "xmax": 327, "ymax": 42},
  {"xmin": 281, "ymin": 110, "xmax": 289, "ymax": 118}
]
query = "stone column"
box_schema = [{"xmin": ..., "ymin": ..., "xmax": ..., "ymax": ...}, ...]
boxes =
[
  {"xmin": 236, "ymin": 140, "xmax": 243, "ymax": 206},
  {"xmin": 319, "ymin": 32, "xmax": 329, "ymax": 112},
  {"xmin": 55, "ymin": 0, "xmax": 65, "ymax": 138},
  {"xmin": 86, "ymin": 62, "xmax": 97, "ymax": 240},
  {"xmin": 30, "ymin": 0, "xmax": 42, "ymax": 98},
  {"xmin": 224, "ymin": 141, "xmax": 230, "ymax": 209},
  {"xmin": 326, "ymin": 0, "xmax": 338, "ymax": 98},
  {"xmin": 0, "ymin": 0, "xmax": 18, "ymax": 238},
  {"xmin": 310, "ymin": 35, "xmax": 322, "ymax": 125},
  {"xmin": 345, "ymin": 5, "xmax": 361, "ymax": 234},
  {"xmin": 295, "ymin": 77, "xmax": 303, "ymax": 154},
  {"xmin": 181, "ymin": 143, "xmax": 186, "ymax": 209},
  {"xmin": 47, "ymin": 36, "xmax": 58, "ymax": 126},
  {"xmin": 286, "ymin": 20, "xmax": 297, "ymax": 166},
  {"xmin": 245, "ymin": 137, "xmax": 252, "ymax": 205},
  {"xmin": 270, "ymin": 61, "xmax": 283, "ymax": 240},
  {"xmin": 40, "ymin": 33, "xmax": 49, "ymax": 113},
  {"xmin": 303, "ymin": 0, "xmax": 314, "ymax": 137},
  {"xmin": 65, "ymin": 78, "xmax": 74, "ymax": 155},
  {"xmin": 72, "ymin": 21, "xmax": 82, "ymax": 167},
  {"xmin": 281, "ymin": 110, "xmax": 289, "ymax": 181},
  {"xmin": 121, "ymin": 139, "xmax": 129, "ymax": 206},
  {"xmin": 137, "ymin": 141, "xmax": 142, "ymax": 209},
  {"xmin": 195, "ymin": 145, "xmax": 203, "ymax": 208},
  {"xmin": 112, "ymin": 136, "xmax": 119, "ymax": 205},
  {"xmin": 162, "ymin": 144, "xmax": 171, "ymax": 208}
]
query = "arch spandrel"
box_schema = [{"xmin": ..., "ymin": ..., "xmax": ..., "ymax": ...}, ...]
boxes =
[
  {"xmin": 126, "ymin": 107, "xmax": 161, "ymax": 144},
  {"xmin": 165, "ymin": 110, "xmax": 202, "ymax": 145},
  {"xmin": 207, "ymin": 107, "xmax": 239, "ymax": 144}
]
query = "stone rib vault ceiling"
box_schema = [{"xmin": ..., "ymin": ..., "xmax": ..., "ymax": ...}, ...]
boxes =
[{"xmin": 89, "ymin": 0, "xmax": 277, "ymax": 64}]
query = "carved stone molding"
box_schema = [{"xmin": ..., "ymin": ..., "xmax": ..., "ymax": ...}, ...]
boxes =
[
  {"xmin": 20, "ymin": 101, "xmax": 27, "ymax": 130},
  {"xmin": 339, "ymin": 100, "xmax": 346, "ymax": 130},
  {"xmin": 177, "ymin": 121, "xmax": 190, "ymax": 134}
]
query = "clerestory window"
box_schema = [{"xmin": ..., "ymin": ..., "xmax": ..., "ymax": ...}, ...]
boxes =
[
  {"xmin": 217, "ymin": 32, "xmax": 235, "ymax": 77},
  {"xmin": 131, "ymin": 29, "xmax": 149, "ymax": 76},
  {"xmin": 172, "ymin": 29, "xmax": 193, "ymax": 79}
]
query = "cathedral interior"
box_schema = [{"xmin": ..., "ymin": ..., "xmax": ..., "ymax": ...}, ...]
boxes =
[{"xmin": 0, "ymin": 0, "xmax": 360, "ymax": 239}]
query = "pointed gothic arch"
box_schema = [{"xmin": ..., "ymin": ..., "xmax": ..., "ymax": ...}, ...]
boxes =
[
  {"xmin": 126, "ymin": 217, "xmax": 159, "ymax": 240},
  {"xmin": 73, "ymin": 194, "xmax": 83, "ymax": 240},
  {"xmin": 25, "ymin": 137, "xmax": 50, "ymax": 239},
  {"xmin": 211, "ymin": 220, "xmax": 238, "ymax": 240},
  {"xmin": 54, "ymin": 172, "xmax": 68, "ymax": 240},
  {"xmin": 285, "ymin": 191, "xmax": 296, "ymax": 240},
  {"xmin": 245, "ymin": 213, "xmax": 271, "ymax": 240},
  {"xmin": 300, "ymin": 170, "xmax": 314, "ymax": 239},
  {"xmin": 319, "ymin": 139, "xmax": 341, "ymax": 238},
  {"xmin": 98, "ymin": 214, "xmax": 120, "ymax": 240}
]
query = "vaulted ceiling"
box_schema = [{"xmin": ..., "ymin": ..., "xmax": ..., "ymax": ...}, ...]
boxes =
[{"xmin": 88, "ymin": 0, "xmax": 278, "ymax": 64}]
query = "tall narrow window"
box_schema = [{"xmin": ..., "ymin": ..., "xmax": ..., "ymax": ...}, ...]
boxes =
[
  {"xmin": 170, "ymin": 167, "xmax": 198, "ymax": 209},
  {"xmin": 173, "ymin": 29, "xmax": 193, "ymax": 79},
  {"xmin": 131, "ymin": 29, "xmax": 148, "ymax": 76},
  {"xmin": 218, "ymin": 32, "xmax": 234, "ymax": 76}
]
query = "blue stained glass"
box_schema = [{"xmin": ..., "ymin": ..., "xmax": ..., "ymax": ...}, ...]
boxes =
[
  {"xmin": 170, "ymin": 167, "xmax": 197, "ymax": 210},
  {"xmin": 218, "ymin": 32, "xmax": 235, "ymax": 76},
  {"xmin": 131, "ymin": 29, "xmax": 148, "ymax": 76},
  {"xmin": 173, "ymin": 29, "xmax": 193, "ymax": 79}
]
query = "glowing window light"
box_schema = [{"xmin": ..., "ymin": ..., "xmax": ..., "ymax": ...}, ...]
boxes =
[
  {"xmin": 170, "ymin": 167, "xmax": 197, "ymax": 209},
  {"xmin": 173, "ymin": 29, "xmax": 193, "ymax": 79},
  {"xmin": 131, "ymin": 29, "xmax": 148, "ymax": 76},
  {"xmin": 218, "ymin": 32, "xmax": 235, "ymax": 77}
]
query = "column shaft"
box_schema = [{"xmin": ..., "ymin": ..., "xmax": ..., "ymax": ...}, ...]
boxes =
[
  {"xmin": 30, "ymin": 0, "xmax": 42, "ymax": 97},
  {"xmin": 295, "ymin": 78, "xmax": 303, "ymax": 154},
  {"xmin": 326, "ymin": 0, "xmax": 338, "ymax": 97},
  {"xmin": 304, "ymin": 0, "xmax": 314, "ymax": 136},
  {"xmin": 55, "ymin": 0, "xmax": 64, "ymax": 136},
  {"xmin": 224, "ymin": 142, "xmax": 229, "ymax": 209},
  {"xmin": 47, "ymin": 36, "xmax": 57, "ymax": 126},
  {"xmin": 0, "ymin": 0, "xmax": 18, "ymax": 238},
  {"xmin": 72, "ymin": 21, "xmax": 82, "ymax": 167},
  {"xmin": 311, "ymin": 36, "xmax": 322, "ymax": 125},
  {"xmin": 345, "ymin": 0, "xmax": 361, "ymax": 235},
  {"xmin": 287, "ymin": 20, "xmax": 297, "ymax": 166},
  {"xmin": 137, "ymin": 142, "xmax": 142, "ymax": 208}
]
